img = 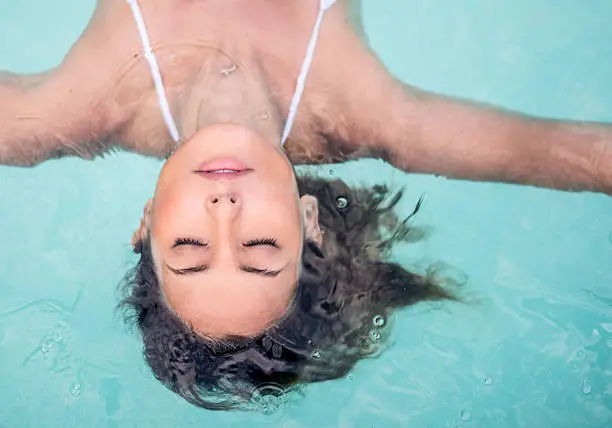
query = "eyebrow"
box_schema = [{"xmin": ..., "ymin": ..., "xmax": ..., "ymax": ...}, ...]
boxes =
[{"xmin": 166, "ymin": 264, "xmax": 283, "ymax": 277}]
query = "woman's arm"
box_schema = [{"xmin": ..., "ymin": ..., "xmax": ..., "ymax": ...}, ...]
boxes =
[
  {"xmin": 382, "ymin": 87, "xmax": 612, "ymax": 194},
  {"xmin": 0, "ymin": 1, "xmax": 131, "ymax": 167},
  {"xmin": 0, "ymin": 69, "xmax": 109, "ymax": 166},
  {"xmin": 326, "ymin": 28, "xmax": 612, "ymax": 195}
]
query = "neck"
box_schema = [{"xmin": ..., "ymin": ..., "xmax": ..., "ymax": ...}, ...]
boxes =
[{"xmin": 179, "ymin": 55, "xmax": 283, "ymax": 147}]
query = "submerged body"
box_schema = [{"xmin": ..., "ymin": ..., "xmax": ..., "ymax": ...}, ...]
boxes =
[{"xmin": 0, "ymin": 0, "xmax": 611, "ymax": 193}]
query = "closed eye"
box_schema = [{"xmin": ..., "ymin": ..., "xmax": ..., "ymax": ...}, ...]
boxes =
[
  {"xmin": 167, "ymin": 264, "xmax": 209, "ymax": 275},
  {"xmin": 243, "ymin": 238, "xmax": 279, "ymax": 248},
  {"xmin": 240, "ymin": 265, "xmax": 283, "ymax": 277},
  {"xmin": 173, "ymin": 238, "xmax": 206, "ymax": 248}
]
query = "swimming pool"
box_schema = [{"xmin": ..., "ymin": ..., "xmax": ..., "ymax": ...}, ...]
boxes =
[{"xmin": 0, "ymin": 0, "xmax": 611, "ymax": 426}]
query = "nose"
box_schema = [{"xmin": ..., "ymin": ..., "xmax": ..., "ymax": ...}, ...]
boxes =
[
  {"xmin": 206, "ymin": 193, "xmax": 240, "ymax": 265},
  {"xmin": 206, "ymin": 193, "xmax": 241, "ymax": 216}
]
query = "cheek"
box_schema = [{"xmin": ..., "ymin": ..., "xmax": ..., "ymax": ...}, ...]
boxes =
[
  {"xmin": 152, "ymin": 183, "xmax": 205, "ymax": 234},
  {"xmin": 246, "ymin": 194, "xmax": 303, "ymax": 252},
  {"xmin": 247, "ymin": 188, "xmax": 301, "ymax": 225}
]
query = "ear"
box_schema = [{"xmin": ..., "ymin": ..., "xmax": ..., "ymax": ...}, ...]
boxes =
[
  {"xmin": 300, "ymin": 194, "xmax": 323, "ymax": 246},
  {"xmin": 132, "ymin": 199, "xmax": 153, "ymax": 249}
]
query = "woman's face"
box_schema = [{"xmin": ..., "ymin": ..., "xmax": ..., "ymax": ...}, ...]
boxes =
[{"xmin": 135, "ymin": 124, "xmax": 321, "ymax": 338}]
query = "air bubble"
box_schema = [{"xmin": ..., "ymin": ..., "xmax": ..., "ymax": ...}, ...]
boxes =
[
  {"xmin": 460, "ymin": 409, "xmax": 472, "ymax": 421},
  {"xmin": 608, "ymin": 231, "xmax": 612, "ymax": 244},
  {"xmin": 483, "ymin": 377, "xmax": 493, "ymax": 386},
  {"xmin": 369, "ymin": 330, "xmax": 381, "ymax": 342},
  {"xmin": 70, "ymin": 383, "xmax": 82, "ymax": 397},
  {"xmin": 372, "ymin": 315, "xmax": 385, "ymax": 328},
  {"xmin": 348, "ymin": 374, "xmax": 354, "ymax": 381},
  {"xmin": 606, "ymin": 339, "xmax": 612, "ymax": 348},
  {"xmin": 260, "ymin": 396, "xmax": 281, "ymax": 414},
  {"xmin": 335, "ymin": 196, "xmax": 348, "ymax": 209},
  {"xmin": 328, "ymin": 168, "xmax": 335, "ymax": 175},
  {"xmin": 40, "ymin": 340, "xmax": 56, "ymax": 353},
  {"xmin": 581, "ymin": 379, "xmax": 592, "ymax": 395},
  {"xmin": 312, "ymin": 349, "xmax": 321, "ymax": 359},
  {"xmin": 252, "ymin": 383, "xmax": 285, "ymax": 414},
  {"xmin": 40, "ymin": 331, "xmax": 59, "ymax": 353}
]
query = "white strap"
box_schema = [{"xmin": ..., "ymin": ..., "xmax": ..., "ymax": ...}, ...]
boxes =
[
  {"xmin": 125, "ymin": 0, "xmax": 181, "ymax": 143},
  {"xmin": 280, "ymin": 0, "xmax": 337, "ymax": 146},
  {"xmin": 126, "ymin": 0, "xmax": 336, "ymax": 147}
]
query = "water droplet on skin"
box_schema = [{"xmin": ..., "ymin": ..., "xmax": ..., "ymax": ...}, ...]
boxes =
[
  {"xmin": 460, "ymin": 409, "xmax": 472, "ymax": 421},
  {"xmin": 483, "ymin": 377, "xmax": 493, "ymax": 386},
  {"xmin": 369, "ymin": 330, "xmax": 381, "ymax": 342},
  {"xmin": 581, "ymin": 379, "xmax": 592, "ymax": 395},
  {"xmin": 220, "ymin": 63, "xmax": 237, "ymax": 76},
  {"xmin": 372, "ymin": 315, "xmax": 386, "ymax": 327},
  {"xmin": 70, "ymin": 383, "xmax": 81, "ymax": 397},
  {"xmin": 335, "ymin": 196, "xmax": 348, "ymax": 209},
  {"xmin": 312, "ymin": 349, "xmax": 321, "ymax": 359}
]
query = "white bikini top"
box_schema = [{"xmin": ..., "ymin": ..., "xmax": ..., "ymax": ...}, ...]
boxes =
[{"xmin": 125, "ymin": 0, "xmax": 337, "ymax": 149}]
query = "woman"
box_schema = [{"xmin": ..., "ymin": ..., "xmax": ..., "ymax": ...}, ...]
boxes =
[
  {"xmin": 1, "ymin": 0, "xmax": 609, "ymax": 410},
  {"xmin": 122, "ymin": 162, "xmax": 458, "ymax": 410}
]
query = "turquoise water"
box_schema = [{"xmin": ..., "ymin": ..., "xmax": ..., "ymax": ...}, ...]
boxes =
[{"xmin": 1, "ymin": 0, "xmax": 611, "ymax": 426}]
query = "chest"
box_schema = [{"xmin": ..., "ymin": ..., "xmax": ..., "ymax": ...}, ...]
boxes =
[{"xmin": 110, "ymin": 0, "xmax": 349, "ymax": 162}]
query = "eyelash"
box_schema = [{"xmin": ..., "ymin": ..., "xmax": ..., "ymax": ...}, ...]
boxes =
[
  {"xmin": 244, "ymin": 238, "xmax": 278, "ymax": 247},
  {"xmin": 174, "ymin": 237, "xmax": 206, "ymax": 247},
  {"xmin": 174, "ymin": 238, "xmax": 278, "ymax": 247}
]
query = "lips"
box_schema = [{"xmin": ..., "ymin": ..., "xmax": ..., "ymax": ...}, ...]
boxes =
[
  {"xmin": 195, "ymin": 158, "xmax": 252, "ymax": 180},
  {"xmin": 197, "ymin": 158, "xmax": 248, "ymax": 172},
  {"xmin": 195, "ymin": 170, "xmax": 252, "ymax": 180}
]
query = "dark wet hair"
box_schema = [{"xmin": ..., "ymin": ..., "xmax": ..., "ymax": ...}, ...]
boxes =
[{"xmin": 119, "ymin": 176, "xmax": 456, "ymax": 411}]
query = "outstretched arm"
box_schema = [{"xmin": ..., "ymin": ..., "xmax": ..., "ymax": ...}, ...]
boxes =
[
  {"xmin": 0, "ymin": 2, "xmax": 129, "ymax": 167},
  {"xmin": 382, "ymin": 86, "xmax": 612, "ymax": 194},
  {"xmin": 0, "ymin": 69, "xmax": 109, "ymax": 166},
  {"xmin": 327, "ymin": 22, "xmax": 612, "ymax": 195}
]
